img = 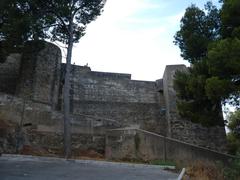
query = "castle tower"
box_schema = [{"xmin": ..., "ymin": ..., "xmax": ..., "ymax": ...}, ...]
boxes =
[
  {"xmin": 16, "ymin": 41, "xmax": 62, "ymax": 109},
  {"xmin": 163, "ymin": 65, "xmax": 227, "ymax": 152}
]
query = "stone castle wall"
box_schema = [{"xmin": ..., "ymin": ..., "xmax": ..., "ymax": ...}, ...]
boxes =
[
  {"xmin": 0, "ymin": 41, "xmax": 227, "ymax": 154},
  {"xmin": 16, "ymin": 42, "xmax": 61, "ymax": 108},
  {"xmin": 0, "ymin": 54, "xmax": 21, "ymax": 94},
  {"xmin": 105, "ymin": 129, "xmax": 232, "ymax": 165},
  {"xmin": 58, "ymin": 65, "xmax": 167, "ymax": 135}
]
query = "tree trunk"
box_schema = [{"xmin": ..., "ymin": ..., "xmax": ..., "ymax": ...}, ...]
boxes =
[
  {"xmin": 63, "ymin": 21, "xmax": 74, "ymax": 159},
  {"xmin": 16, "ymin": 98, "xmax": 26, "ymax": 153}
]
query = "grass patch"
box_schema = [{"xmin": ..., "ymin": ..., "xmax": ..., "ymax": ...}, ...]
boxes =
[
  {"xmin": 150, "ymin": 160, "xmax": 176, "ymax": 166},
  {"xmin": 183, "ymin": 160, "xmax": 224, "ymax": 180}
]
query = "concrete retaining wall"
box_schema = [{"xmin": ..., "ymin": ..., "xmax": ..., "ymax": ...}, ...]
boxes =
[{"xmin": 105, "ymin": 128, "xmax": 234, "ymax": 166}]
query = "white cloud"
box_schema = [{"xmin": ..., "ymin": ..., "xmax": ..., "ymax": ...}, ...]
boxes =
[{"xmin": 72, "ymin": 0, "xmax": 189, "ymax": 81}]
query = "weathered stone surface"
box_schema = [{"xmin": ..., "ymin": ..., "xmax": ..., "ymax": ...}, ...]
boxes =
[
  {"xmin": 57, "ymin": 65, "xmax": 167, "ymax": 135},
  {"xmin": 0, "ymin": 114, "xmax": 21, "ymax": 154},
  {"xmin": 0, "ymin": 41, "xmax": 227, "ymax": 158},
  {"xmin": 105, "ymin": 129, "xmax": 233, "ymax": 166},
  {"xmin": 16, "ymin": 41, "xmax": 61, "ymax": 108},
  {"xmin": 0, "ymin": 54, "xmax": 21, "ymax": 94}
]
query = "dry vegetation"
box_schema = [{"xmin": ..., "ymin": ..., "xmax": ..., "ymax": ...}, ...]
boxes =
[{"xmin": 183, "ymin": 161, "xmax": 224, "ymax": 180}]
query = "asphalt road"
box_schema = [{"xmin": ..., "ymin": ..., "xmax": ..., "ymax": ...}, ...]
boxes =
[{"xmin": 0, "ymin": 154, "xmax": 178, "ymax": 180}]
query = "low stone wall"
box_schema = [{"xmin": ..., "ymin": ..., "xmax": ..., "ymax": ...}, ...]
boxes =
[
  {"xmin": 0, "ymin": 93, "xmax": 109, "ymax": 156},
  {"xmin": 105, "ymin": 128, "xmax": 234, "ymax": 166}
]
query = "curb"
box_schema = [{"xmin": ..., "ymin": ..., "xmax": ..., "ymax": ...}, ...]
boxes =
[
  {"xmin": 177, "ymin": 168, "xmax": 186, "ymax": 180},
  {"xmin": 1, "ymin": 154, "xmax": 176, "ymax": 170}
]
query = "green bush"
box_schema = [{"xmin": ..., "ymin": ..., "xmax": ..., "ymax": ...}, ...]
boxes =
[{"xmin": 224, "ymin": 152, "xmax": 240, "ymax": 180}]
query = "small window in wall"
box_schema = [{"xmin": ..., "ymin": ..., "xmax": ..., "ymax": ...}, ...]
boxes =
[
  {"xmin": 23, "ymin": 123, "xmax": 32, "ymax": 127},
  {"xmin": 158, "ymin": 89, "xmax": 163, "ymax": 93},
  {"xmin": 160, "ymin": 108, "xmax": 166, "ymax": 115}
]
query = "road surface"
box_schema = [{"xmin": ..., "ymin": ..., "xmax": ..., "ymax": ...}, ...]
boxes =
[{"xmin": 0, "ymin": 154, "xmax": 178, "ymax": 180}]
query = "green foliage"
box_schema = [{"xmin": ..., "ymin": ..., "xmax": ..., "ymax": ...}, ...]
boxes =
[
  {"xmin": 228, "ymin": 110, "xmax": 240, "ymax": 138},
  {"xmin": 0, "ymin": 0, "xmax": 55, "ymax": 61},
  {"xmin": 223, "ymin": 152, "xmax": 240, "ymax": 179},
  {"xmin": 0, "ymin": 0, "xmax": 106, "ymax": 55},
  {"xmin": 206, "ymin": 38, "xmax": 240, "ymax": 108},
  {"xmin": 205, "ymin": 77, "xmax": 233, "ymax": 102},
  {"xmin": 174, "ymin": 64, "xmax": 224, "ymax": 126},
  {"xmin": 227, "ymin": 110, "xmax": 240, "ymax": 155},
  {"xmin": 221, "ymin": 0, "xmax": 240, "ymax": 38},
  {"xmin": 0, "ymin": 0, "xmax": 52, "ymax": 43},
  {"xmin": 224, "ymin": 110, "xmax": 240, "ymax": 178},
  {"xmin": 174, "ymin": 1, "xmax": 240, "ymax": 126},
  {"xmin": 30, "ymin": 0, "xmax": 106, "ymax": 45},
  {"xmin": 174, "ymin": 2, "xmax": 220, "ymax": 63},
  {"xmin": 227, "ymin": 133, "xmax": 240, "ymax": 155},
  {"xmin": 208, "ymin": 38, "xmax": 240, "ymax": 77}
]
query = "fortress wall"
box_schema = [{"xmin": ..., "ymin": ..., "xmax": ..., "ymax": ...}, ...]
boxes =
[
  {"xmin": 72, "ymin": 101, "xmax": 166, "ymax": 135},
  {"xmin": 33, "ymin": 42, "xmax": 62, "ymax": 108},
  {"xmin": 0, "ymin": 41, "xmax": 229, "ymax": 155},
  {"xmin": 105, "ymin": 129, "xmax": 232, "ymax": 166},
  {"xmin": 163, "ymin": 65, "xmax": 227, "ymax": 152},
  {"xmin": 16, "ymin": 42, "xmax": 61, "ymax": 108},
  {"xmin": 15, "ymin": 43, "xmax": 39, "ymax": 99},
  {"xmin": 0, "ymin": 54, "xmax": 21, "ymax": 94},
  {"xmin": 59, "ymin": 65, "xmax": 167, "ymax": 135},
  {"xmin": 71, "ymin": 69, "xmax": 160, "ymax": 103}
]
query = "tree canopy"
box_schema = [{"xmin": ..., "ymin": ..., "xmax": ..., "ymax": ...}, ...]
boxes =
[
  {"xmin": 174, "ymin": 2, "xmax": 221, "ymax": 64},
  {"xmin": 0, "ymin": 0, "xmax": 105, "ymax": 47},
  {"xmin": 0, "ymin": 0, "xmax": 43, "ymax": 60},
  {"xmin": 174, "ymin": 0, "xmax": 240, "ymax": 127}
]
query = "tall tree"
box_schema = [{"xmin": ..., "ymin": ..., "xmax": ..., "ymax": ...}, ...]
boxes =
[
  {"xmin": 227, "ymin": 110, "xmax": 240, "ymax": 154},
  {"xmin": 35, "ymin": 0, "xmax": 106, "ymax": 158},
  {"xmin": 0, "ymin": 0, "xmax": 59, "ymax": 63},
  {"xmin": 173, "ymin": 1, "xmax": 240, "ymax": 126},
  {"xmin": 221, "ymin": 0, "xmax": 240, "ymax": 38},
  {"xmin": 174, "ymin": 2, "xmax": 220, "ymax": 64},
  {"xmin": 174, "ymin": 2, "xmax": 224, "ymax": 126},
  {"xmin": 0, "ymin": 0, "xmax": 46, "ymax": 61},
  {"xmin": 206, "ymin": 0, "xmax": 240, "ymax": 108}
]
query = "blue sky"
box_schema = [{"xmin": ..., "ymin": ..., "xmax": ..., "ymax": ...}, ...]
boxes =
[{"xmin": 71, "ymin": 0, "xmax": 221, "ymax": 81}]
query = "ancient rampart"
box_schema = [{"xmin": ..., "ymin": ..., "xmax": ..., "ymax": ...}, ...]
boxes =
[{"xmin": 0, "ymin": 41, "xmax": 228, "ymax": 162}]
